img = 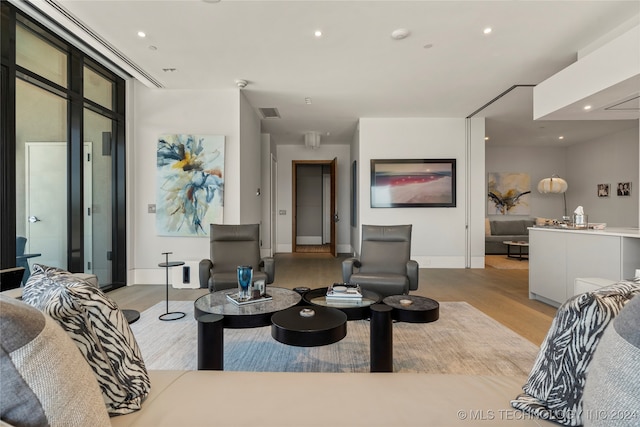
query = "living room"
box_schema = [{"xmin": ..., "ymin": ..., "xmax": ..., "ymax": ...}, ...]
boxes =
[{"xmin": 2, "ymin": 2, "xmax": 639, "ymax": 426}]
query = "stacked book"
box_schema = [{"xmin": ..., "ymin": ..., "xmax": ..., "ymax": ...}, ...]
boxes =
[{"xmin": 326, "ymin": 283, "xmax": 362, "ymax": 303}]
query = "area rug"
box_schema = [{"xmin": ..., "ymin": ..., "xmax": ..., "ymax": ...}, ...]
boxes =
[
  {"xmin": 485, "ymin": 255, "xmax": 529, "ymax": 270},
  {"xmin": 131, "ymin": 301, "xmax": 538, "ymax": 375}
]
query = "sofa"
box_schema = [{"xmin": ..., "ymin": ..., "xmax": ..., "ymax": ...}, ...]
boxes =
[
  {"xmin": 485, "ymin": 219, "xmax": 535, "ymax": 255},
  {"xmin": 3, "ymin": 265, "xmax": 639, "ymax": 427}
]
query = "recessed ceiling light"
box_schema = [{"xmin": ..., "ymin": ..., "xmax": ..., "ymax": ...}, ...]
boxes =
[
  {"xmin": 391, "ymin": 28, "xmax": 410, "ymax": 40},
  {"xmin": 483, "ymin": 27, "xmax": 492, "ymax": 34},
  {"xmin": 558, "ymin": 136, "xmax": 564, "ymax": 140},
  {"xmin": 423, "ymin": 43, "xmax": 434, "ymax": 49},
  {"xmin": 314, "ymin": 30, "xmax": 322, "ymax": 37},
  {"xmin": 584, "ymin": 105, "xmax": 592, "ymax": 110},
  {"xmin": 484, "ymin": 136, "xmax": 490, "ymax": 141},
  {"xmin": 149, "ymin": 45, "xmax": 158, "ymax": 51},
  {"xmin": 137, "ymin": 31, "xmax": 146, "ymax": 38}
]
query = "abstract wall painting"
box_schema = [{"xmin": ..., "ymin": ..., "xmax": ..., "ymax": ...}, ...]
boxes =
[
  {"xmin": 370, "ymin": 159, "xmax": 456, "ymax": 208},
  {"xmin": 156, "ymin": 134, "xmax": 225, "ymax": 236},
  {"xmin": 487, "ymin": 172, "xmax": 531, "ymax": 215}
]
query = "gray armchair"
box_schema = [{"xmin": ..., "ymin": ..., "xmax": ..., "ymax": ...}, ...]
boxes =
[
  {"xmin": 199, "ymin": 224, "xmax": 275, "ymax": 292},
  {"xmin": 342, "ymin": 224, "xmax": 418, "ymax": 297}
]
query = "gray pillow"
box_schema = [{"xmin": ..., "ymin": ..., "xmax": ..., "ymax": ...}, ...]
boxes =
[
  {"xmin": 582, "ymin": 294, "xmax": 640, "ymax": 426},
  {"xmin": 0, "ymin": 295, "xmax": 110, "ymax": 427},
  {"xmin": 511, "ymin": 279, "xmax": 640, "ymax": 426},
  {"xmin": 22, "ymin": 264, "xmax": 150, "ymax": 415}
]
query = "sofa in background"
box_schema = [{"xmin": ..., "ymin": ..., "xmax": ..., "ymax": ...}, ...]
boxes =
[{"xmin": 485, "ymin": 219, "xmax": 535, "ymax": 255}]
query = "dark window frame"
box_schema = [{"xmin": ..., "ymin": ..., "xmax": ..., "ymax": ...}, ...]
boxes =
[{"xmin": 1, "ymin": 2, "xmax": 127, "ymax": 289}]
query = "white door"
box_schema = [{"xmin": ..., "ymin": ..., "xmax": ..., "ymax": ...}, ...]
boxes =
[{"xmin": 25, "ymin": 142, "xmax": 92, "ymax": 272}]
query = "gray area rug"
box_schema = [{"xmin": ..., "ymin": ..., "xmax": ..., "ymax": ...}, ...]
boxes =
[{"xmin": 131, "ymin": 301, "xmax": 539, "ymax": 375}]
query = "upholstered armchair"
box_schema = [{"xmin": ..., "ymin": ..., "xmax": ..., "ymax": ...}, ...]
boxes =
[
  {"xmin": 199, "ymin": 224, "xmax": 275, "ymax": 292},
  {"xmin": 342, "ymin": 224, "xmax": 418, "ymax": 297}
]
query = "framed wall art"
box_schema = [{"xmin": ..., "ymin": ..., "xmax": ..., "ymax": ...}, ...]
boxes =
[
  {"xmin": 487, "ymin": 172, "xmax": 531, "ymax": 215},
  {"xmin": 616, "ymin": 182, "xmax": 631, "ymax": 196},
  {"xmin": 370, "ymin": 159, "xmax": 456, "ymax": 208},
  {"xmin": 597, "ymin": 183, "xmax": 610, "ymax": 197},
  {"xmin": 156, "ymin": 134, "xmax": 225, "ymax": 236}
]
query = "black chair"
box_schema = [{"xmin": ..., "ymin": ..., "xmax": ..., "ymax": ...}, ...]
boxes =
[
  {"xmin": 16, "ymin": 236, "xmax": 41, "ymax": 285},
  {"xmin": 199, "ymin": 224, "xmax": 275, "ymax": 292},
  {"xmin": 342, "ymin": 224, "xmax": 419, "ymax": 298}
]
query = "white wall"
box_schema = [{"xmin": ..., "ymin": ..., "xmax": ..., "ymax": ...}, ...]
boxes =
[
  {"xmin": 128, "ymin": 81, "xmax": 247, "ymax": 284},
  {"xmin": 275, "ymin": 143, "xmax": 352, "ymax": 253},
  {"xmin": 566, "ymin": 126, "xmax": 639, "ymax": 227},
  {"xmin": 357, "ymin": 118, "xmax": 485, "ymax": 268},
  {"xmin": 485, "ymin": 146, "xmax": 567, "ymax": 220}
]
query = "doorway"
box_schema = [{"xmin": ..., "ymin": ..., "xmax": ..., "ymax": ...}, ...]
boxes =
[{"xmin": 292, "ymin": 159, "xmax": 337, "ymax": 256}]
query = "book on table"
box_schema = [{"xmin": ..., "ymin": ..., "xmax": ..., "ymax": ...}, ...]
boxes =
[
  {"xmin": 226, "ymin": 292, "xmax": 273, "ymax": 305},
  {"xmin": 326, "ymin": 283, "xmax": 362, "ymax": 300}
]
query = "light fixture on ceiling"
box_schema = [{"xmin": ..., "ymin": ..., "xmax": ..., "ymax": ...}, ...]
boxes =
[
  {"xmin": 558, "ymin": 136, "xmax": 564, "ymax": 140},
  {"xmin": 235, "ymin": 79, "xmax": 248, "ymax": 88},
  {"xmin": 584, "ymin": 105, "xmax": 592, "ymax": 110},
  {"xmin": 137, "ymin": 31, "xmax": 146, "ymax": 38},
  {"xmin": 483, "ymin": 27, "xmax": 492, "ymax": 34},
  {"xmin": 314, "ymin": 30, "xmax": 322, "ymax": 37},
  {"xmin": 391, "ymin": 28, "xmax": 410, "ymax": 40},
  {"xmin": 304, "ymin": 131, "xmax": 321, "ymax": 149},
  {"xmin": 538, "ymin": 174, "xmax": 569, "ymax": 218}
]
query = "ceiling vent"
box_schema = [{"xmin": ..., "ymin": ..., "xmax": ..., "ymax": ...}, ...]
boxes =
[{"xmin": 259, "ymin": 108, "xmax": 281, "ymax": 119}]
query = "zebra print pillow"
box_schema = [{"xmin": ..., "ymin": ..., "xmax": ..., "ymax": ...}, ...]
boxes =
[
  {"xmin": 22, "ymin": 264, "xmax": 150, "ymax": 416},
  {"xmin": 511, "ymin": 278, "xmax": 640, "ymax": 426}
]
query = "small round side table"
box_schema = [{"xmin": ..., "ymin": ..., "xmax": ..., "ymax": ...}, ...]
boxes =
[{"xmin": 158, "ymin": 252, "xmax": 186, "ymax": 321}]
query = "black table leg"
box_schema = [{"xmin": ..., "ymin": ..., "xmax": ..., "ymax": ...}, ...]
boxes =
[
  {"xmin": 197, "ymin": 313, "xmax": 224, "ymax": 370},
  {"xmin": 370, "ymin": 304, "xmax": 393, "ymax": 372}
]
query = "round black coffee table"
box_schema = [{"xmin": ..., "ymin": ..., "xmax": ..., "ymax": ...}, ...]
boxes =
[
  {"xmin": 194, "ymin": 287, "xmax": 301, "ymax": 328},
  {"xmin": 382, "ymin": 295, "xmax": 439, "ymax": 323},
  {"xmin": 271, "ymin": 306, "xmax": 347, "ymax": 347},
  {"xmin": 303, "ymin": 287, "xmax": 381, "ymax": 320}
]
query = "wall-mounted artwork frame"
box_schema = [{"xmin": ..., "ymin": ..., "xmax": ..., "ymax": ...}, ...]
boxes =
[
  {"xmin": 156, "ymin": 134, "xmax": 225, "ymax": 236},
  {"xmin": 370, "ymin": 158, "xmax": 456, "ymax": 208},
  {"xmin": 351, "ymin": 160, "xmax": 357, "ymax": 226},
  {"xmin": 597, "ymin": 183, "xmax": 610, "ymax": 197},
  {"xmin": 616, "ymin": 182, "xmax": 631, "ymax": 196},
  {"xmin": 487, "ymin": 172, "xmax": 531, "ymax": 215}
]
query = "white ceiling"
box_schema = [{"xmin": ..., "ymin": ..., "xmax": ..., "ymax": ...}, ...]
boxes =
[{"xmin": 43, "ymin": 0, "xmax": 640, "ymax": 147}]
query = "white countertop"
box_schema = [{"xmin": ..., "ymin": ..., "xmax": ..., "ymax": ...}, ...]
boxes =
[{"xmin": 529, "ymin": 226, "xmax": 640, "ymax": 239}]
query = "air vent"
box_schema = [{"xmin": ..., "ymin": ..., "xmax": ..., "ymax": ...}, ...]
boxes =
[{"xmin": 259, "ymin": 108, "xmax": 281, "ymax": 119}]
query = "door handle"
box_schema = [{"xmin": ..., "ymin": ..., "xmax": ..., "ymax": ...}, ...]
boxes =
[
  {"xmin": 334, "ymin": 213, "xmax": 339, "ymax": 222},
  {"xmin": 28, "ymin": 216, "xmax": 41, "ymax": 223}
]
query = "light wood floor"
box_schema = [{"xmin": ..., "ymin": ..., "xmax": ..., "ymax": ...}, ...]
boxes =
[{"xmin": 109, "ymin": 253, "xmax": 556, "ymax": 346}]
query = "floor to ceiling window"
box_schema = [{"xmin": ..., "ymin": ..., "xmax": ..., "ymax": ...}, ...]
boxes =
[{"xmin": 1, "ymin": 3, "xmax": 127, "ymax": 289}]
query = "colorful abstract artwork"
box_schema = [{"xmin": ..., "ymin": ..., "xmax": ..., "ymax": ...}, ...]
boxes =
[
  {"xmin": 156, "ymin": 134, "xmax": 224, "ymax": 236},
  {"xmin": 487, "ymin": 172, "xmax": 531, "ymax": 215}
]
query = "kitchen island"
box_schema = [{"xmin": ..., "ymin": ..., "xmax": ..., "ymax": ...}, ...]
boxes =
[{"xmin": 528, "ymin": 226, "xmax": 640, "ymax": 306}]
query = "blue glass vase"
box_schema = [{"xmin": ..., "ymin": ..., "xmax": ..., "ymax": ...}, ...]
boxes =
[{"xmin": 237, "ymin": 266, "xmax": 253, "ymax": 300}]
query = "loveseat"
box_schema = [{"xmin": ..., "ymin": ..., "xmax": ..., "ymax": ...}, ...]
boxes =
[
  {"xmin": 3, "ymin": 266, "xmax": 639, "ymax": 427},
  {"xmin": 485, "ymin": 219, "xmax": 535, "ymax": 254}
]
